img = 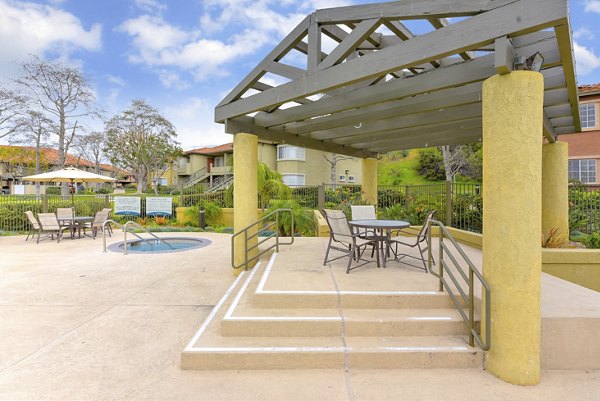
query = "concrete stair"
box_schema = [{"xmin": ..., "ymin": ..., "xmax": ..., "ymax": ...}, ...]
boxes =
[{"xmin": 181, "ymin": 253, "xmax": 484, "ymax": 370}]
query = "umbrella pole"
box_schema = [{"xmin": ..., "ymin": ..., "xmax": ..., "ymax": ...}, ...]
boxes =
[{"xmin": 71, "ymin": 179, "xmax": 75, "ymax": 207}]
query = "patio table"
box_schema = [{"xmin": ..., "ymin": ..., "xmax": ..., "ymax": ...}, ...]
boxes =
[
  {"xmin": 57, "ymin": 216, "xmax": 93, "ymax": 239},
  {"xmin": 349, "ymin": 219, "xmax": 410, "ymax": 268}
]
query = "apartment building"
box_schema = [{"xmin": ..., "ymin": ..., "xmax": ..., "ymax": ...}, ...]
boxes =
[
  {"xmin": 176, "ymin": 142, "xmax": 362, "ymax": 188},
  {"xmin": 558, "ymin": 84, "xmax": 600, "ymax": 184}
]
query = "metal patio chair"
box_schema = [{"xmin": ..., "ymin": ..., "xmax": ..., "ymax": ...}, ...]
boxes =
[
  {"xmin": 389, "ymin": 210, "xmax": 437, "ymax": 272},
  {"xmin": 322, "ymin": 209, "xmax": 380, "ymax": 274},
  {"xmin": 24, "ymin": 211, "xmax": 40, "ymax": 241},
  {"xmin": 83, "ymin": 210, "xmax": 110, "ymax": 239},
  {"xmin": 36, "ymin": 213, "xmax": 69, "ymax": 243}
]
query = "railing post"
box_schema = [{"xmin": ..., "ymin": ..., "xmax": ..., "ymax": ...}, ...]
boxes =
[
  {"xmin": 104, "ymin": 195, "xmax": 109, "ymax": 208},
  {"xmin": 244, "ymin": 230, "xmax": 248, "ymax": 271},
  {"xmin": 318, "ymin": 184, "xmax": 325, "ymax": 211},
  {"xmin": 42, "ymin": 194, "xmax": 48, "ymax": 213},
  {"xmin": 427, "ymin": 223, "xmax": 433, "ymax": 272},
  {"xmin": 404, "ymin": 186, "xmax": 410, "ymax": 209},
  {"xmin": 445, "ymin": 181, "xmax": 452, "ymax": 227},
  {"xmin": 276, "ymin": 211, "xmax": 280, "ymax": 252},
  {"xmin": 469, "ymin": 268, "xmax": 475, "ymax": 347},
  {"xmin": 438, "ymin": 231, "xmax": 444, "ymax": 292},
  {"xmin": 124, "ymin": 229, "xmax": 128, "ymax": 255}
]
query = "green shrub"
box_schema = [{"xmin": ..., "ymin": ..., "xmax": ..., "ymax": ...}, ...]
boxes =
[
  {"xmin": 46, "ymin": 186, "xmax": 61, "ymax": 195},
  {"xmin": 265, "ymin": 199, "xmax": 315, "ymax": 236},
  {"xmin": 416, "ymin": 148, "xmax": 445, "ymax": 181},
  {"xmin": 184, "ymin": 201, "xmax": 222, "ymax": 227},
  {"xmin": 581, "ymin": 233, "xmax": 600, "ymax": 249}
]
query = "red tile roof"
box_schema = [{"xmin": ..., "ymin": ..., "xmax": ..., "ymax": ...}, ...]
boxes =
[
  {"xmin": 185, "ymin": 143, "xmax": 233, "ymax": 155},
  {"xmin": 579, "ymin": 84, "xmax": 600, "ymax": 94},
  {"xmin": 0, "ymin": 145, "xmax": 122, "ymax": 173}
]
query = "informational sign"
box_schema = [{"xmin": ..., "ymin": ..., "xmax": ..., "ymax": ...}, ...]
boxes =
[
  {"xmin": 114, "ymin": 196, "xmax": 141, "ymax": 216},
  {"xmin": 146, "ymin": 197, "xmax": 173, "ymax": 217}
]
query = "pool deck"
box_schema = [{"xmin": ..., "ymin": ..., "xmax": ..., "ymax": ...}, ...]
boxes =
[{"xmin": 1, "ymin": 232, "xmax": 599, "ymax": 400}]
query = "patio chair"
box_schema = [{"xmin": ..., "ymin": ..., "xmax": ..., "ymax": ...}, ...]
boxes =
[
  {"xmin": 36, "ymin": 213, "xmax": 69, "ymax": 243},
  {"xmin": 83, "ymin": 210, "xmax": 110, "ymax": 239},
  {"xmin": 56, "ymin": 207, "xmax": 75, "ymax": 237},
  {"xmin": 389, "ymin": 210, "xmax": 437, "ymax": 272},
  {"xmin": 24, "ymin": 211, "xmax": 40, "ymax": 241},
  {"xmin": 322, "ymin": 209, "xmax": 380, "ymax": 274},
  {"xmin": 350, "ymin": 204, "xmax": 377, "ymax": 239},
  {"xmin": 101, "ymin": 208, "xmax": 114, "ymax": 235}
]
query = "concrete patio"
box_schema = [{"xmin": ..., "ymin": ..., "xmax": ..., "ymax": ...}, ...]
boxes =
[{"xmin": 1, "ymin": 232, "xmax": 599, "ymax": 400}]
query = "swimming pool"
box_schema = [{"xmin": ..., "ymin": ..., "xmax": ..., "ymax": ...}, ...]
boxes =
[{"xmin": 107, "ymin": 237, "xmax": 212, "ymax": 254}]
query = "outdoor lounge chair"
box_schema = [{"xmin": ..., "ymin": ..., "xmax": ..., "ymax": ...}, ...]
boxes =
[
  {"xmin": 56, "ymin": 207, "xmax": 74, "ymax": 220},
  {"xmin": 389, "ymin": 210, "xmax": 437, "ymax": 272},
  {"xmin": 350, "ymin": 204, "xmax": 377, "ymax": 239},
  {"xmin": 101, "ymin": 208, "xmax": 114, "ymax": 235},
  {"xmin": 36, "ymin": 213, "xmax": 68, "ymax": 243},
  {"xmin": 24, "ymin": 211, "xmax": 40, "ymax": 241},
  {"xmin": 83, "ymin": 210, "xmax": 110, "ymax": 239},
  {"xmin": 322, "ymin": 209, "xmax": 380, "ymax": 274}
]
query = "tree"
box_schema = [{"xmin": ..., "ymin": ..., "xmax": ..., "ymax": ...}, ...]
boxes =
[
  {"xmin": 0, "ymin": 88, "xmax": 27, "ymax": 139},
  {"xmin": 439, "ymin": 145, "xmax": 468, "ymax": 182},
  {"xmin": 74, "ymin": 131, "xmax": 107, "ymax": 175},
  {"xmin": 104, "ymin": 100, "xmax": 181, "ymax": 193},
  {"xmin": 15, "ymin": 55, "xmax": 98, "ymax": 174},
  {"xmin": 225, "ymin": 162, "xmax": 291, "ymax": 210},
  {"xmin": 323, "ymin": 153, "xmax": 353, "ymax": 186},
  {"xmin": 416, "ymin": 148, "xmax": 445, "ymax": 181},
  {"xmin": 9, "ymin": 110, "xmax": 53, "ymax": 196}
]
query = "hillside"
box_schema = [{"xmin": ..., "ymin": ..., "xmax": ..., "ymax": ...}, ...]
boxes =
[{"xmin": 377, "ymin": 150, "xmax": 435, "ymax": 186}]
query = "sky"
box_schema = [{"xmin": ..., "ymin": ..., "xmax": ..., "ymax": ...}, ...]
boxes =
[{"xmin": 1, "ymin": 0, "xmax": 600, "ymax": 150}]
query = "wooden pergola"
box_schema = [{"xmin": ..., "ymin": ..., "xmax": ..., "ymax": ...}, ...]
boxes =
[{"xmin": 215, "ymin": 0, "xmax": 579, "ymax": 158}]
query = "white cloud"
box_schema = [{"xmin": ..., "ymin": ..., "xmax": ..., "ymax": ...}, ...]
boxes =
[
  {"xmin": 573, "ymin": 27, "xmax": 595, "ymax": 40},
  {"xmin": 584, "ymin": 0, "xmax": 600, "ymax": 13},
  {"xmin": 163, "ymin": 97, "xmax": 231, "ymax": 148},
  {"xmin": 133, "ymin": 0, "xmax": 166, "ymax": 14},
  {"xmin": 157, "ymin": 69, "xmax": 189, "ymax": 89},
  {"xmin": 301, "ymin": 0, "xmax": 352, "ymax": 11},
  {"xmin": 0, "ymin": 0, "xmax": 101, "ymax": 79},
  {"xmin": 574, "ymin": 41, "xmax": 600, "ymax": 75},
  {"xmin": 106, "ymin": 74, "xmax": 126, "ymax": 87}
]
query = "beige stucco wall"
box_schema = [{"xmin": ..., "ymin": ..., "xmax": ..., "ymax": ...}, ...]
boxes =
[
  {"xmin": 189, "ymin": 154, "xmax": 208, "ymax": 173},
  {"xmin": 258, "ymin": 143, "xmax": 277, "ymax": 170},
  {"xmin": 276, "ymin": 148, "xmax": 362, "ymax": 185}
]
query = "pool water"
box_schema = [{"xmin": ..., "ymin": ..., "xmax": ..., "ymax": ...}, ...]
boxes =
[{"xmin": 108, "ymin": 237, "xmax": 212, "ymax": 253}]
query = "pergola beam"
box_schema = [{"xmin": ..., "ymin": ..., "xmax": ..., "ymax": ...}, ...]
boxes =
[
  {"xmin": 225, "ymin": 117, "xmax": 377, "ymax": 158},
  {"xmin": 313, "ymin": 0, "xmax": 518, "ymax": 23},
  {"xmin": 253, "ymin": 36, "xmax": 560, "ymax": 128},
  {"xmin": 318, "ymin": 19, "xmax": 381, "ymax": 70},
  {"xmin": 370, "ymin": 131, "xmax": 483, "ymax": 153},
  {"xmin": 215, "ymin": 0, "xmax": 567, "ymax": 122},
  {"xmin": 427, "ymin": 17, "xmax": 476, "ymax": 60}
]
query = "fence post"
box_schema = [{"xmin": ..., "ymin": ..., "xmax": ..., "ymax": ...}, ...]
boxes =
[
  {"xmin": 318, "ymin": 184, "xmax": 325, "ymax": 211},
  {"xmin": 104, "ymin": 195, "xmax": 109, "ymax": 208},
  {"xmin": 41, "ymin": 194, "xmax": 48, "ymax": 213},
  {"xmin": 445, "ymin": 181, "xmax": 452, "ymax": 227},
  {"xmin": 404, "ymin": 186, "xmax": 410, "ymax": 209}
]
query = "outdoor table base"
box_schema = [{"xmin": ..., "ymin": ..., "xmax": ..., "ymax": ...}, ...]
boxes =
[
  {"xmin": 349, "ymin": 219, "xmax": 410, "ymax": 268},
  {"xmin": 58, "ymin": 216, "xmax": 93, "ymax": 239}
]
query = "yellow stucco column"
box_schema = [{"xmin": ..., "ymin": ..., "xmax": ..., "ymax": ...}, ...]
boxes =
[
  {"xmin": 542, "ymin": 142, "xmax": 569, "ymax": 245},
  {"xmin": 233, "ymin": 133, "xmax": 258, "ymax": 275},
  {"xmin": 361, "ymin": 158, "xmax": 377, "ymax": 204},
  {"xmin": 482, "ymin": 71, "xmax": 543, "ymax": 385}
]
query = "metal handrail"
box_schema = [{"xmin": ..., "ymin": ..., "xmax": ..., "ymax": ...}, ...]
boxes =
[
  {"xmin": 427, "ymin": 219, "xmax": 491, "ymax": 351},
  {"xmin": 231, "ymin": 208, "xmax": 294, "ymax": 270},
  {"xmin": 102, "ymin": 219, "xmax": 175, "ymax": 255}
]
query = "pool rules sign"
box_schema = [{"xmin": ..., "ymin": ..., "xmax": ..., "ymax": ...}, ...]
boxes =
[
  {"xmin": 146, "ymin": 197, "xmax": 173, "ymax": 217},
  {"xmin": 114, "ymin": 196, "xmax": 141, "ymax": 216}
]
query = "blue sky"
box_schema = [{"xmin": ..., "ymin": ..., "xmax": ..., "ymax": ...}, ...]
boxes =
[{"xmin": 1, "ymin": 0, "xmax": 599, "ymax": 149}]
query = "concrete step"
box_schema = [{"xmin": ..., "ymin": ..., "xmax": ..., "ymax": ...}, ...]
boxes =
[
  {"xmin": 250, "ymin": 290, "xmax": 463, "ymax": 309},
  {"xmin": 221, "ymin": 307, "xmax": 470, "ymax": 337},
  {"xmin": 182, "ymin": 335, "xmax": 482, "ymax": 370}
]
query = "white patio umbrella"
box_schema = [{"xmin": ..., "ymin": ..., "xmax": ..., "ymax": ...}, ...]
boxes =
[{"xmin": 23, "ymin": 166, "xmax": 117, "ymax": 204}]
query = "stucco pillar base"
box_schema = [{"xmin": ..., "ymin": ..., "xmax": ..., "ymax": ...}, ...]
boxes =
[
  {"xmin": 482, "ymin": 71, "xmax": 543, "ymax": 385},
  {"xmin": 233, "ymin": 133, "xmax": 258, "ymax": 275},
  {"xmin": 542, "ymin": 142, "xmax": 569, "ymax": 245},
  {"xmin": 361, "ymin": 158, "xmax": 377, "ymax": 205}
]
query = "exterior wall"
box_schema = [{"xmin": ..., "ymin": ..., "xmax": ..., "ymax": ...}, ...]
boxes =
[
  {"xmin": 558, "ymin": 91, "xmax": 600, "ymax": 184},
  {"xmin": 258, "ymin": 143, "xmax": 277, "ymax": 170},
  {"xmin": 189, "ymin": 154, "xmax": 208, "ymax": 173},
  {"xmin": 542, "ymin": 249, "xmax": 600, "ymax": 292},
  {"xmin": 276, "ymin": 147, "xmax": 362, "ymax": 186}
]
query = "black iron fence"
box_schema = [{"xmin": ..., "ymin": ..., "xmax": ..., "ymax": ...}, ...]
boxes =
[{"xmin": 4, "ymin": 183, "xmax": 598, "ymax": 235}]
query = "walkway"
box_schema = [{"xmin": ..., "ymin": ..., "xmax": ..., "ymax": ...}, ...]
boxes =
[{"xmin": 0, "ymin": 233, "xmax": 598, "ymax": 400}]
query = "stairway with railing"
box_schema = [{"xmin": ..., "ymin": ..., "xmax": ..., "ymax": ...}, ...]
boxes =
[
  {"xmin": 207, "ymin": 174, "xmax": 233, "ymax": 193},
  {"xmin": 427, "ymin": 219, "xmax": 491, "ymax": 350},
  {"xmin": 231, "ymin": 208, "xmax": 294, "ymax": 270}
]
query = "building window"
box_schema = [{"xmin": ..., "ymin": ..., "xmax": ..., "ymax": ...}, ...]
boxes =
[
  {"xmin": 277, "ymin": 145, "xmax": 305, "ymax": 161},
  {"xmin": 569, "ymin": 159, "xmax": 596, "ymax": 183},
  {"xmin": 348, "ymin": 175, "xmax": 355, "ymax": 183},
  {"xmin": 157, "ymin": 178, "xmax": 168, "ymax": 186},
  {"xmin": 282, "ymin": 174, "xmax": 305, "ymax": 186},
  {"xmin": 580, "ymin": 103, "xmax": 596, "ymax": 129},
  {"xmin": 338, "ymin": 175, "xmax": 346, "ymax": 182},
  {"xmin": 214, "ymin": 156, "xmax": 224, "ymax": 167}
]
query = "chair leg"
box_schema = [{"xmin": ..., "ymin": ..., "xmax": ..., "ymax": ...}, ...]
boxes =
[
  {"xmin": 323, "ymin": 237, "xmax": 333, "ymax": 265},
  {"xmin": 346, "ymin": 246, "xmax": 354, "ymax": 274},
  {"xmin": 417, "ymin": 242, "xmax": 428, "ymax": 273}
]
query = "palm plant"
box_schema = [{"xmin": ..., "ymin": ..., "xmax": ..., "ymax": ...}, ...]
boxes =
[
  {"xmin": 226, "ymin": 163, "xmax": 291, "ymax": 210},
  {"xmin": 265, "ymin": 199, "xmax": 315, "ymax": 236}
]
